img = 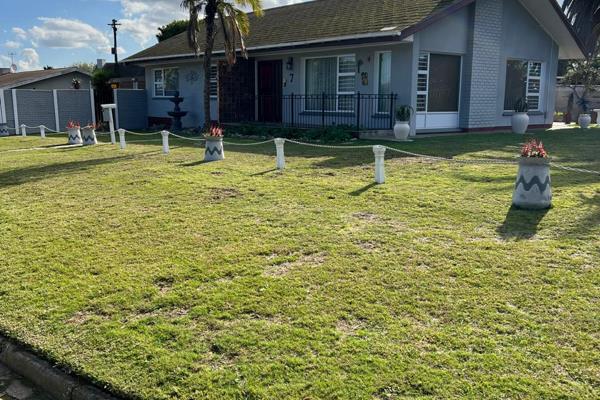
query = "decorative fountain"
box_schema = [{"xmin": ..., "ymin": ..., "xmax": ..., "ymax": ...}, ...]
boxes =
[{"xmin": 168, "ymin": 91, "xmax": 188, "ymax": 131}]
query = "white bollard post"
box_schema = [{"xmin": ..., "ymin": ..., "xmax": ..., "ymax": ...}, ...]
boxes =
[
  {"xmin": 161, "ymin": 130, "xmax": 170, "ymax": 154},
  {"xmin": 40, "ymin": 126, "xmax": 46, "ymax": 138},
  {"xmin": 373, "ymin": 145, "xmax": 386, "ymax": 184},
  {"xmin": 109, "ymin": 121, "xmax": 116, "ymax": 145},
  {"xmin": 118, "ymin": 128, "xmax": 126, "ymax": 150},
  {"xmin": 274, "ymin": 138, "xmax": 286, "ymax": 170},
  {"xmin": 20, "ymin": 124, "xmax": 26, "ymax": 137}
]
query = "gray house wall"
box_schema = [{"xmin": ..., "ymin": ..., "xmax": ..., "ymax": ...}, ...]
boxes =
[
  {"xmin": 14, "ymin": 72, "xmax": 91, "ymax": 90},
  {"xmin": 144, "ymin": 61, "xmax": 217, "ymax": 128}
]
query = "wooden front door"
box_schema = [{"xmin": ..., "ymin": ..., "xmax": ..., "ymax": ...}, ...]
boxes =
[{"xmin": 257, "ymin": 60, "xmax": 282, "ymax": 123}]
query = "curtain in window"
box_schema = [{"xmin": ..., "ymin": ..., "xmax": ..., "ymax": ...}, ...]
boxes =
[
  {"xmin": 377, "ymin": 52, "xmax": 392, "ymax": 113},
  {"xmin": 305, "ymin": 57, "xmax": 336, "ymax": 110}
]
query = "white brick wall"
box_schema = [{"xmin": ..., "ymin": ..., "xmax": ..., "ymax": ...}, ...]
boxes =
[{"xmin": 463, "ymin": 0, "xmax": 504, "ymax": 128}]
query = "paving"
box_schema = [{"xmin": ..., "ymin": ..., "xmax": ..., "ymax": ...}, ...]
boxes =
[{"xmin": 0, "ymin": 362, "xmax": 53, "ymax": 400}]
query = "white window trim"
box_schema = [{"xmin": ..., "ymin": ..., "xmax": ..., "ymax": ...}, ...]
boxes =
[
  {"xmin": 209, "ymin": 64, "xmax": 218, "ymax": 99},
  {"xmin": 302, "ymin": 54, "xmax": 356, "ymax": 112},
  {"xmin": 152, "ymin": 67, "xmax": 179, "ymax": 98},
  {"xmin": 416, "ymin": 52, "xmax": 430, "ymax": 113},
  {"xmin": 374, "ymin": 51, "xmax": 392, "ymax": 114},
  {"xmin": 503, "ymin": 60, "xmax": 544, "ymax": 112}
]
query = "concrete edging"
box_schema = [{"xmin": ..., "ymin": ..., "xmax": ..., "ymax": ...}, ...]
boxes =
[{"xmin": 0, "ymin": 335, "xmax": 120, "ymax": 400}]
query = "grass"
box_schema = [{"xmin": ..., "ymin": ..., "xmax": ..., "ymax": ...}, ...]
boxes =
[{"xmin": 0, "ymin": 129, "xmax": 598, "ymax": 399}]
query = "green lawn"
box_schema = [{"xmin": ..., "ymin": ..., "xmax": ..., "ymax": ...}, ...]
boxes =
[{"xmin": 0, "ymin": 129, "xmax": 598, "ymax": 399}]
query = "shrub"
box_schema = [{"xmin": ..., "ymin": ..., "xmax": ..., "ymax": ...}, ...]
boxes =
[{"xmin": 223, "ymin": 124, "xmax": 354, "ymax": 142}]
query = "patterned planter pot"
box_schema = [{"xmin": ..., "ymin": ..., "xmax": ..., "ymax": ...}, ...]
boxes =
[
  {"xmin": 204, "ymin": 137, "xmax": 224, "ymax": 161},
  {"xmin": 512, "ymin": 157, "xmax": 552, "ymax": 209},
  {"xmin": 0, "ymin": 123, "xmax": 8, "ymax": 137},
  {"xmin": 578, "ymin": 113, "xmax": 591, "ymax": 129},
  {"xmin": 81, "ymin": 127, "xmax": 98, "ymax": 146},
  {"xmin": 67, "ymin": 127, "xmax": 83, "ymax": 145}
]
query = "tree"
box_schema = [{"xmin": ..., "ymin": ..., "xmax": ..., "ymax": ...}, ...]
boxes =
[
  {"xmin": 182, "ymin": 0, "xmax": 263, "ymax": 128},
  {"xmin": 562, "ymin": 0, "xmax": 600, "ymax": 58},
  {"xmin": 157, "ymin": 20, "xmax": 189, "ymax": 42},
  {"xmin": 71, "ymin": 62, "xmax": 96, "ymax": 74}
]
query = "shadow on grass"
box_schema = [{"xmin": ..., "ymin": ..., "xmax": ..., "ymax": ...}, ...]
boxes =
[
  {"xmin": 349, "ymin": 182, "xmax": 378, "ymax": 196},
  {"xmin": 497, "ymin": 205, "xmax": 550, "ymax": 240},
  {"xmin": 250, "ymin": 168, "xmax": 278, "ymax": 176},
  {"xmin": 0, "ymin": 155, "xmax": 132, "ymax": 188},
  {"xmin": 180, "ymin": 159, "xmax": 213, "ymax": 167}
]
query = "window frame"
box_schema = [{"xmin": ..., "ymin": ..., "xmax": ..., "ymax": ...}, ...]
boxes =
[
  {"xmin": 374, "ymin": 51, "xmax": 392, "ymax": 114},
  {"xmin": 152, "ymin": 67, "xmax": 179, "ymax": 98},
  {"xmin": 209, "ymin": 64, "xmax": 218, "ymax": 99},
  {"xmin": 416, "ymin": 52, "xmax": 430, "ymax": 113},
  {"xmin": 303, "ymin": 54, "xmax": 356, "ymax": 112},
  {"xmin": 503, "ymin": 59, "xmax": 544, "ymax": 112}
]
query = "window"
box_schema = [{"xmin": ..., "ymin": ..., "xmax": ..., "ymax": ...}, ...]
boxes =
[
  {"xmin": 504, "ymin": 60, "xmax": 543, "ymax": 111},
  {"xmin": 304, "ymin": 55, "xmax": 356, "ymax": 111},
  {"xmin": 376, "ymin": 52, "xmax": 392, "ymax": 113},
  {"xmin": 416, "ymin": 53, "xmax": 429, "ymax": 112},
  {"xmin": 209, "ymin": 65, "xmax": 218, "ymax": 98},
  {"xmin": 153, "ymin": 68, "xmax": 179, "ymax": 97}
]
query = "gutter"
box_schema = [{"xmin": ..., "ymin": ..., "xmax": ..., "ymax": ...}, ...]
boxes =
[{"xmin": 124, "ymin": 31, "xmax": 404, "ymax": 63}]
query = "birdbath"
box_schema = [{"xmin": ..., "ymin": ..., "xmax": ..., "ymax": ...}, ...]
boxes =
[{"xmin": 168, "ymin": 91, "xmax": 188, "ymax": 131}]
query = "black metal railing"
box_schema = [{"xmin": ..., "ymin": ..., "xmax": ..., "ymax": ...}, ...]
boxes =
[{"xmin": 222, "ymin": 93, "xmax": 398, "ymax": 130}]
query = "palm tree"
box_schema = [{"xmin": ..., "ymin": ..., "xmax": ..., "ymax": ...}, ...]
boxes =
[
  {"xmin": 562, "ymin": 0, "xmax": 600, "ymax": 58},
  {"xmin": 181, "ymin": 0, "xmax": 263, "ymax": 129}
]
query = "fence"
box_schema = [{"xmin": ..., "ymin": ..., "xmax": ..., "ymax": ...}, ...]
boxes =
[
  {"xmin": 0, "ymin": 89, "xmax": 95, "ymax": 134},
  {"xmin": 224, "ymin": 93, "xmax": 398, "ymax": 130}
]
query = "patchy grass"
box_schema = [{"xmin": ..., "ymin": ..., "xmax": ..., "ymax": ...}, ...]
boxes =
[{"xmin": 0, "ymin": 129, "xmax": 598, "ymax": 399}]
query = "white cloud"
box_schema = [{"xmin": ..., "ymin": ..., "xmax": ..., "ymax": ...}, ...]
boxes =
[
  {"xmin": 12, "ymin": 27, "xmax": 27, "ymax": 40},
  {"xmin": 4, "ymin": 40, "xmax": 21, "ymax": 49},
  {"xmin": 6, "ymin": 48, "xmax": 42, "ymax": 71},
  {"xmin": 28, "ymin": 17, "xmax": 112, "ymax": 53}
]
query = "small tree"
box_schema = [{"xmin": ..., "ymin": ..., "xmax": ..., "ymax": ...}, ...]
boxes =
[
  {"xmin": 71, "ymin": 62, "xmax": 96, "ymax": 74},
  {"xmin": 157, "ymin": 20, "xmax": 189, "ymax": 42},
  {"xmin": 563, "ymin": 59, "xmax": 600, "ymax": 115}
]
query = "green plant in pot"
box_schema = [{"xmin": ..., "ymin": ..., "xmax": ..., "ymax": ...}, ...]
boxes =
[
  {"xmin": 511, "ymin": 98, "xmax": 529, "ymax": 134},
  {"xmin": 394, "ymin": 105, "xmax": 413, "ymax": 140}
]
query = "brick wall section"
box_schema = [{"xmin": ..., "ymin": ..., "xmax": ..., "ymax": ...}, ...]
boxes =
[
  {"xmin": 462, "ymin": 0, "xmax": 504, "ymax": 128},
  {"xmin": 16, "ymin": 90, "xmax": 56, "ymax": 134},
  {"xmin": 57, "ymin": 90, "xmax": 93, "ymax": 129},
  {"xmin": 115, "ymin": 89, "xmax": 147, "ymax": 130},
  {"xmin": 219, "ymin": 59, "xmax": 255, "ymax": 123}
]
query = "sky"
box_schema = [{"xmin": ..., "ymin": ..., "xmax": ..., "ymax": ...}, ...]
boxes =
[{"xmin": 0, "ymin": 0, "xmax": 307, "ymax": 71}]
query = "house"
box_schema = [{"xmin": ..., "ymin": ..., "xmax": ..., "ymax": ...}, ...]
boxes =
[
  {"xmin": 0, "ymin": 67, "xmax": 92, "ymax": 90},
  {"xmin": 124, "ymin": 0, "xmax": 585, "ymax": 134}
]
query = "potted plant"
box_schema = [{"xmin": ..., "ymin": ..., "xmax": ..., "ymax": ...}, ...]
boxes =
[
  {"xmin": 511, "ymin": 98, "xmax": 529, "ymax": 134},
  {"xmin": 512, "ymin": 139, "xmax": 552, "ymax": 210},
  {"xmin": 577, "ymin": 97, "xmax": 592, "ymax": 129},
  {"xmin": 204, "ymin": 125, "xmax": 225, "ymax": 161},
  {"xmin": 66, "ymin": 121, "xmax": 83, "ymax": 145},
  {"xmin": 394, "ymin": 105, "xmax": 413, "ymax": 140},
  {"xmin": 81, "ymin": 123, "xmax": 98, "ymax": 146}
]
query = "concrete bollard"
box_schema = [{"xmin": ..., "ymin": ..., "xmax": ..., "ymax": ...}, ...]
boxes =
[
  {"xmin": 40, "ymin": 126, "xmax": 46, "ymax": 138},
  {"xmin": 118, "ymin": 128, "xmax": 126, "ymax": 150},
  {"xmin": 161, "ymin": 131, "xmax": 170, "ymax": 154},
  {"xmin": 373, "ymin": 145, "xmax": 386, "ymax": 184},
  {"xmin": 275, "ymin": 138, "xmax": 286, "ymax": 170},
  {"xmin": 20, "ymin": 124, "xmax": 27, "ymax": 137}
]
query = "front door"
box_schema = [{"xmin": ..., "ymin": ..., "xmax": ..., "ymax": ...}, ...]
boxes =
[
  {"xmin": 416, "ymin": 53, "xmax": 462, "ymax": 130},
  {"xmin": 257, "ymin": 60, "xmax": 282, "ymax": 123}
]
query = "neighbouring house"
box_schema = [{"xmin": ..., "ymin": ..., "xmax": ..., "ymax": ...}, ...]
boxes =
[
  {"xmin": 124, "ymin": 0, "xmax": 585, "ymax": 134},
  {"xmin": 0, "ymin": 67, "xmax": 92, "ymax": 90}
]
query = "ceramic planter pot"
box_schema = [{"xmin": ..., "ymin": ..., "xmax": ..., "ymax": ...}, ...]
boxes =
[
  {"xmin": 511, "ymin": 112, "xmax": 529, "ymax": 134},
  {"xmin": 204, "ymin": 137, "xmax": 224, "ymax": 161},
  {"xmin": 0, "ymin": 123, "xmax": 8, "ymax": 137},
  {"xmin": 512, "ymin": 157, "xmax": 552, "ymax": 209},
  {"xmin": 393, "ymin": 121, "xmax": 410, "ymax": 140},
  {"xmin": 67, "ymin": 127, "xmax": 83, "ymax": 145},
  {"xmin": 578, "ymin": 113, "xmax": 591, "ymax": 129},
  {"xmin": 81, "ymin": 127, "xmax": 98, "ymax": 146}
]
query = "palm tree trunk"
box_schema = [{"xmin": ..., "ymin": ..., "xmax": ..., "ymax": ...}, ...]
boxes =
[{"xmin": 203, "ymin": 0, "xmax": 217, "ymax": 129}]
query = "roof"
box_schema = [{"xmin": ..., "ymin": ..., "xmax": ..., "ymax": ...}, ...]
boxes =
[
  {"xmin": 125, "ymin": 0, "xmax": 585, "ymax": 63},
  {"xmin": 126, "ymin": 0, "xmax": 456, "ymax": 62},
  {"xmin": 0, "ymin": 67, "xmax": 91, "ymax": 89}
]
